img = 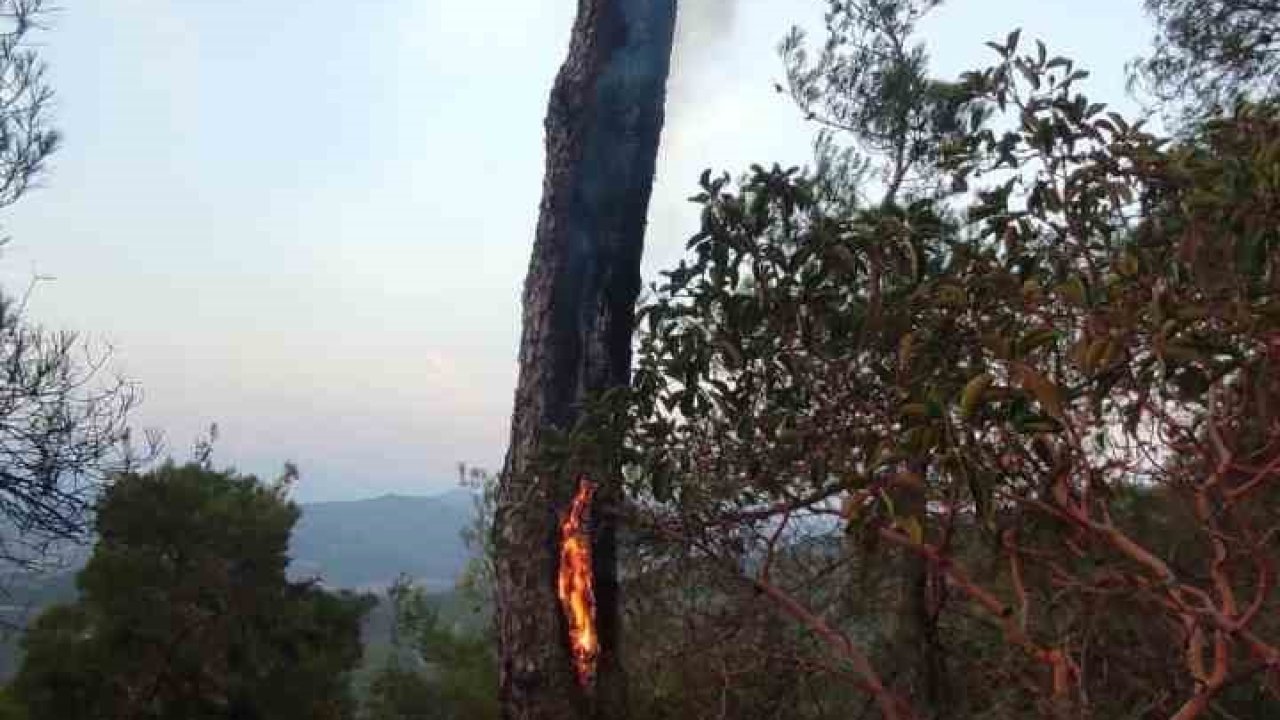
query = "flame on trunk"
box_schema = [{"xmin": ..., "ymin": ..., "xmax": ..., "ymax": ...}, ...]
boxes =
[{"xmin": 557, "ymin": 476, "xmax": 598, "ymax": 686}]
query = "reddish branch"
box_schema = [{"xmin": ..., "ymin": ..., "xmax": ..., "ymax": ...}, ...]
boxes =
[
  {"xmin": 749, "ymin": 575, "xmax": 914, "ymax": 720},
  {"xmin": 876, "ymin": 526, "xmax": 1079, "ymax": 703}
]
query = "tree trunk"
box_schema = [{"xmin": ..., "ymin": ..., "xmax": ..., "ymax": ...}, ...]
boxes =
[
  {"xmin": 493, "ymin": 1, "xmax": 677, "ymax": 719},
  {"xmin": 890, "ymin": 463, "xmax": 951, "ymax": 718}
]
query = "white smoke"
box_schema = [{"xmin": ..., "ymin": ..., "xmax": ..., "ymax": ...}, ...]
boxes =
[
  {"xmin": 666, "ymin": 0, "xmax": 740, "ymax": 129},
  {"xmin": 646, "ymin": 0, "xmax": 742, "ymax": 277}
]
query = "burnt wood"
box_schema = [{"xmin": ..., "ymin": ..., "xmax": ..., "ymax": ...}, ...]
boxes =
[{"xmin": 493, "ymin": 1, "xmax": 677, "ymax": 718}]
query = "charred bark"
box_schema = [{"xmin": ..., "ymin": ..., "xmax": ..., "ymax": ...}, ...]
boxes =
[{"xmin": 494, "ymin": 1, "xmax": 677, "ymax": 719}]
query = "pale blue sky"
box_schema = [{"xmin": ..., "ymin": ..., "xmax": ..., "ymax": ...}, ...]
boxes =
[{"xmin": 0, "ymin": 0, "xmax": 1152, "ymax": 501}]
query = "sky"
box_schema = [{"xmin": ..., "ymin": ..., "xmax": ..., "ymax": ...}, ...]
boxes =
[{"xmin": 0, "ymin": 0, "xmax": 1153, "ymax": 501}]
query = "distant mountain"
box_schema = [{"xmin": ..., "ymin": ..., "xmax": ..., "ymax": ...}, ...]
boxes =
[
  {"xmin": 0, "ymin": 488, "xmax": 479, "ymax": 601},
  {"xmin": 289, "ymin": 489, "xmax": 478, "ymax": 591}
]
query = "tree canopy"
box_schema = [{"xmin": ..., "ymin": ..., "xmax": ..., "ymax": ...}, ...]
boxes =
[
  {"xmin": 0, "ymin": 0, "xmax": 143, "ymax": 575},
  {"xmin": 12, "ymin": 462, "xmax": 372, "ymax": 720},
  {"xmin": 600, "ymin": 2, "xmax": 1280, "ymax": 717},
  {"xmin": 1136, "ymin": 0, "xmax": 1280, "ymax": 122}
]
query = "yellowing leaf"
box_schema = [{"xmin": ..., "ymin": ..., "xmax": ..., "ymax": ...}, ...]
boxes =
[
  {"xmin": 1083, "ymin": 338, "xmax": 1108, "ymax": 373},
  {"xmin": 982, "ymin": 331, "xmax": 1014, "ymax": 360},
  {"xmin": 895, "ymin": 470, "xmax": 926, "ymax": 492},
  {"xmin": 960, "ymin": 373, "xmax": 994, "ymax": 419},
  {"xmin": 900, "ymin": 516, "xmax": 924, "ymax": 544},
  {"xmin": 1021, "ymin": 279, "xmax": 1043, "ymax": 303},
  {"xmin": 898, "ymin": 332, "xmax": 916, "ymax": 378},
  {"xmin": 841, "ymin": 494, "xmax": 861, "ymax": 521},
  {"xmin": 900, "ymin": 403, "xmax": 930, "ymax": 418},
  {"xmin": 1013, "ymin": 363, "xmax": 1065, "ymax": 420},
  {"xmin": 1098, "ymin": 338, "xmax": 1120, "ymax": 368},
  {"xmin": 936, "ymin": 283, "xmax": 969, "ymax": 307},
  {"xmin": 1019, "ymin": 328, "xmax": 1058, "ymax": 355},
  {"xmin": 1115, "ymin": 251, "xmax": 1140, "ymax": 277},
  {"xmin": 1056, "ymin": 277, "xmax": 1087, "ymax": 306}
]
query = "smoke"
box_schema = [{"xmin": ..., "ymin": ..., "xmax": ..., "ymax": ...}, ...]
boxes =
[
  {"xmin": 666, "ymin": 0, "xmax": 740, "ymax": 127},
  {"xmin": 672, "ymin": 0, "xmax": 740, "ymax": 66},
  {"xmin": 646, "ymin": 0, "xmax": 742, "ymax": 276}
]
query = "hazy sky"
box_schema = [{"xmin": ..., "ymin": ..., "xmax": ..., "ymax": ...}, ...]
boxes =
[{"xmin": 0, "ymin": 0, "xmax": 1152, "ymax": 501}]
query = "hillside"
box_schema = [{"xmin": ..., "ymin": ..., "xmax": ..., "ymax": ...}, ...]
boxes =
[{"xmin": 289, "ymin": 488, "xmax": 477, "ymax": 590}]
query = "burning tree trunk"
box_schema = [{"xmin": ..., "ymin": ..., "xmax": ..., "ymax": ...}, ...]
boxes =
[{"xmin": 494, "ymin": 1, "xmax": 677, "ymax": 718}]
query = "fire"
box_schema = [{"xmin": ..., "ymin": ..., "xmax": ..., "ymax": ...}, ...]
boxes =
[{"xmin": 557, "ymin": 476, "xmax": 598, "ymax": 686}]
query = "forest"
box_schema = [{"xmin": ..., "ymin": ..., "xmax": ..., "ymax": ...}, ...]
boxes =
[{"xmin": 0, "ymin": 0, "xmax": 1278, "ymax": 719}]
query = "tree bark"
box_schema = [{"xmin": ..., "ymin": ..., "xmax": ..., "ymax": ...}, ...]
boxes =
[
  {"xmin": 890, "ymin": 463, "xmax": 951, "ymax": 718},
  {"xmin": 493, "ymin": 1, "xmax": 677, "ymax": 719}
]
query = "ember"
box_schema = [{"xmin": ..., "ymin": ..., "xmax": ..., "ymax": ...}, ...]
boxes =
[{"xmin": 557, "ymin": 476, "xmax": 598, "ymax": 686}]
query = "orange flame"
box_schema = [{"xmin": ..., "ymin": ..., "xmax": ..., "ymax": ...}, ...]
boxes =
[{"xmin": 558, "ymin": 476, "xmax": 598, "ymax": 686}]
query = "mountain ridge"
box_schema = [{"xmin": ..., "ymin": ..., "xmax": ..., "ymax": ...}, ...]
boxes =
[{"xmin": 289, "ymin": 488, "xmax": 478, "ymax": 590}]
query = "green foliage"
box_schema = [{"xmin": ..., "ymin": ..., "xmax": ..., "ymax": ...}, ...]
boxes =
[
  {"xmin": 454, "ymin": 465, "xmax": 495, "ymax": 618},
  {"xmin": 10, "ymin": 462, "xmax": 373, "ymax": 720},
  {"xmin": 780, "ymin": 0, "xmax": 967, "ymax": 203},
  {"xmin": 1136, "ymin": 0, "xmax": 1280, "ymax": 122},
  {"xmin": 364, "ymin": 667, "xmax": 443, "ymax": 720},
  {"xmin": 0, "ymin": 281, "xmax": 144, "ymax": 573},
  {"xmin": 363, "ymin": 470, "xmax": 497, "ymax": 720},
  {"xmin": 0, "ymin": 688, "xmax": 26, "ymax": 720},
  {"xmin": 363, "ymin": 577, "xmax": 497, "ymax": 720},
  {"xmin": 0, "ymin": 0, "xmax": 145, "ymax": 573},
  {"xmin": 621, "ymin": 7, "xmax": 1280, "ymax": 718},
  {"xmin": 0, "ymin": 0, "xmax": 60, "ymax": 211}
]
